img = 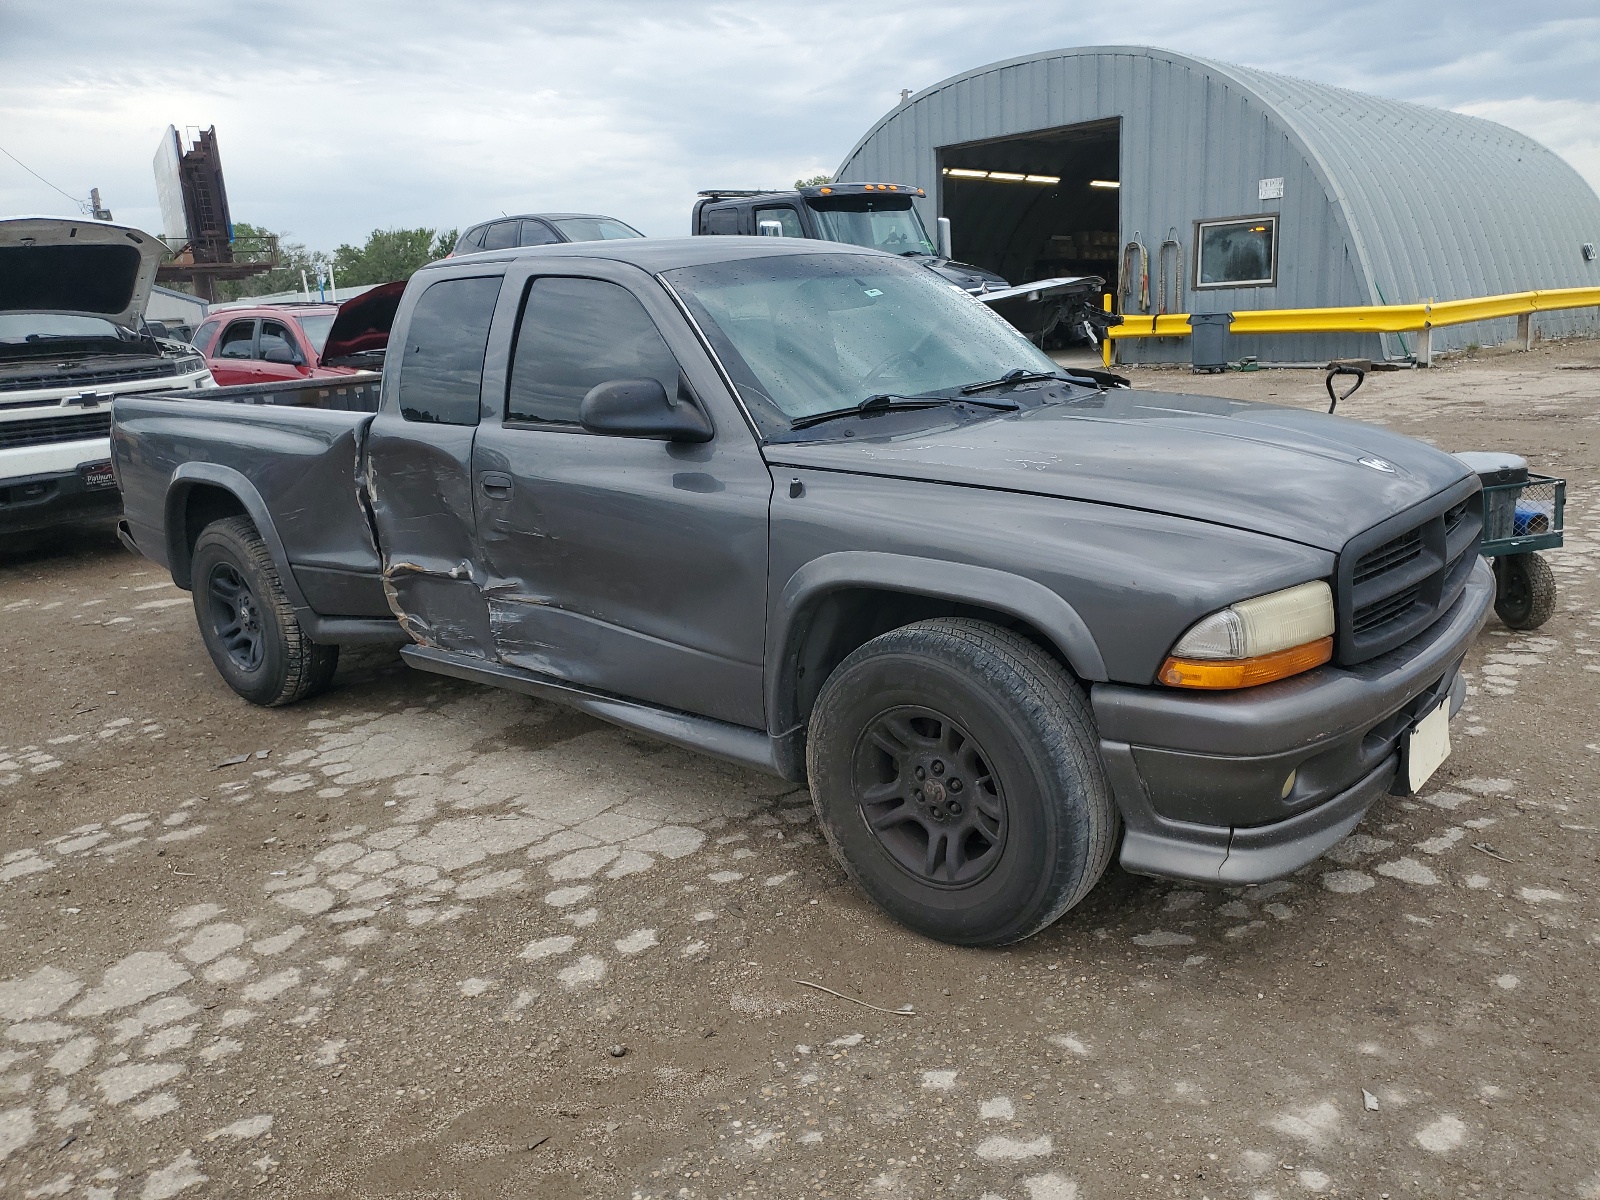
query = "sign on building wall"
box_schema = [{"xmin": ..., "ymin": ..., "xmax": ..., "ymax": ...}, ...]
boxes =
[{"xmin": 1258, "ymin": 177, "xmax": 1285, "ymax": 200}]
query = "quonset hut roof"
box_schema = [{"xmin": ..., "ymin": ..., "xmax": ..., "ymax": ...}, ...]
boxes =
[{"xmin": 837, "ymin": 46, "xmax": 1600, "ymax": 354}]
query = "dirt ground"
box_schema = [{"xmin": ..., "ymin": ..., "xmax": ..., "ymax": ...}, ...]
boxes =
[{"xmin": 2, "ymin": 340, "xmax": 1598, "ymax": 1200}]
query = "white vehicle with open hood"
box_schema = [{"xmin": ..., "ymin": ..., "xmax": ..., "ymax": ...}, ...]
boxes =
[{"xmin": 1, "ymin": 216, "xmax": 213, "ymax": 541}]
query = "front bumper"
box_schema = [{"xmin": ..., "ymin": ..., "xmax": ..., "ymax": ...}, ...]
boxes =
[
  {"xmin": 1094, "ymin": 557, "xmax": 1494, "ymax": 883},
  {"xmin": 1, "ymin": 459, "xmax": 121, "ymax": 537}
]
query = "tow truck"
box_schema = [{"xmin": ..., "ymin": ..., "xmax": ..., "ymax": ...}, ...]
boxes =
[{"xmin": 691, "ymin": 181, "xmax": 1107, "ymax": 346}]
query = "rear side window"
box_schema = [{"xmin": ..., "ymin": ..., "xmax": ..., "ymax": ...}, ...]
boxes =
[
  {"xmin": 482, "ymin": 221, "xmax": 520, "ymax": 251},
  {"xmin": 704, "ymin": 207, "xmax": 740, "ymax": 235},
  {"xmin": 217, "ymin": 320, "xmax": 255, "ymax": 358},
  {"xmin": 507, "ymin": 277, "xmax": 681, "ymax": 426},
  {"xmin": 396, "ymin": 276, "xmax": 502, "ymax": 425}
]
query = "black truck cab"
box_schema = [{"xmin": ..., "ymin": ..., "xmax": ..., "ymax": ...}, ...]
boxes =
[{"xmin": 692, "ymin": 183, "xmax": 1010, "ymax": 295}]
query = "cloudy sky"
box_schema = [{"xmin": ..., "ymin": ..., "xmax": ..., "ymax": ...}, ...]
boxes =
[{"xmin": 1, "ymin": 1, "xmax": 1596, "ymax": 252}]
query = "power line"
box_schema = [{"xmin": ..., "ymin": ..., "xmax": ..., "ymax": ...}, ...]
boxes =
[{"xmin": 0, "ymin": 141, "xmax": 87, "ymax": 209}]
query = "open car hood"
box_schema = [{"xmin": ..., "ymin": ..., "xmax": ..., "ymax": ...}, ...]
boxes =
[
  {"xmin": 0, "ymin": 216, "xmax": 166, "ymax": 328},
  {"xmin": 320, "ymin": 279, "xmax": 406, "ymax": 367}
]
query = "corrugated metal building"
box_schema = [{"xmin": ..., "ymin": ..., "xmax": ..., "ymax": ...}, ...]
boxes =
[{"xmin": 836, "ymin": 46, "xmax": 1600, "ymax": 363}]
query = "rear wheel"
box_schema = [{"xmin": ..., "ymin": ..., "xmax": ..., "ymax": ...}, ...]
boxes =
[
  {"xmin": 1494, "ymin": 553, "xmax": 1556, "ymax": 630},
  {"xmin": 806, "ymin": 617, "xmax": 1117, "ymax": 946},
  {"xmin": 191, "ymin": 515, "xmax": 339, "ymax": 706}
]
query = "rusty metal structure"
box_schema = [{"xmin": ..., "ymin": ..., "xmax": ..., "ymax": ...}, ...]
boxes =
[{"xmin": 152, "ymin": 125, "xmax": 278, "ymax": 301}]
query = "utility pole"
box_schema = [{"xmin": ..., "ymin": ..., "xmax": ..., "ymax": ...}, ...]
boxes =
[{"xmin": 89, "ymin": 188, "xmax": 113, "ymax": 220}]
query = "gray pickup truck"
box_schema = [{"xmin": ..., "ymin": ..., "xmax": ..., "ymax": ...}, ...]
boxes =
[{"xmin": 112, "ymin": 236, "xmax": 1491, "ymax": 946}]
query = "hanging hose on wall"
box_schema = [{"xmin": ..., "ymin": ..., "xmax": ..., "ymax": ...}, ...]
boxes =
[
  {"xmin": 1157, "ymin": 236, "xmax": 1184, "ymax": 315},
  {"xmin": 1119, "ymin": 239, "xmax": 1150, "ymax": 315}
]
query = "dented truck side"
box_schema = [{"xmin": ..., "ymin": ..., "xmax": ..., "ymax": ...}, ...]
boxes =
[{"xmin": 112, "ymin": 237, "xmax": 1493, "ymax": 946}]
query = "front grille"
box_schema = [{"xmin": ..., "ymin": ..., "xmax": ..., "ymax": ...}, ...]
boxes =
[
  {"xmin": 0, "ymin": 411, "xmax": 112, "ymax": 450},
  {"xmin": 1353, "ymin": 528, "xmax": 1422, "ymax": 585},
  {"xmin": 0, "ymin": 359, "xmax": 184, "ymax": 395},
  {"xmin": 1336, "ymin": 480, "xmax": 1482, "ymax": 665}
]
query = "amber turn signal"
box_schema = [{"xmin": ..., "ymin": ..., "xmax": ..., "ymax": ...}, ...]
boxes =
[{"xmin": 1159, "ymin": 636, "xmax": 1333, "ymax": 690}]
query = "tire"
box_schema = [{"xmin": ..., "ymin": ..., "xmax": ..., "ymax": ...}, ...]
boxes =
[
  {"xmin": 1494, "ymin": 553, "xmax": 1556, "ymax": 630},
  {"xmin": 190, "ymin": 515, "xmax": 339, "ymax": 706},
  {"xmin": 806, "ymin": 617, "xmax": 1118, "ymax": 946}
]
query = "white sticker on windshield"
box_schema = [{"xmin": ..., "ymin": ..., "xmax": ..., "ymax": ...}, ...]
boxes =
[{"xmin": 864, "ymin": 289, "xmax": 883, "ymax": 297}]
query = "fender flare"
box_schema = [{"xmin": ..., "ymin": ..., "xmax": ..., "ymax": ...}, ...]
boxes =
[
  {"xmin": 767, "ymin": 550, "xmax": 1108, "ymax": 734},
  {"xmin": 163, "ymin": 462, "xmax": 308, "ymax": 611}
]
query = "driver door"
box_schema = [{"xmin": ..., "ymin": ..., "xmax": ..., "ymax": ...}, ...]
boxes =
[{"xmin": 469, "ymin": 261, "xmax": 772, "ymax": 728}]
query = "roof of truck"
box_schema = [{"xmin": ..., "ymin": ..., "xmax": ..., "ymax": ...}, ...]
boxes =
[{"xmin": 432, "ymin": 235, "xmax": 885, "ymax": 274}]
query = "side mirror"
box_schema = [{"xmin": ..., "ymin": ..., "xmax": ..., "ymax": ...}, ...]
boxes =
[
  {"xmin": 579, "ymin": 378, "xmax": 713, "ymax": 443},
  {"xmin": 263, "ymin": 344, "xmax": 302, "ymax": 365},
  {"xmin": 936, "ymin": 216, "xmax": 953, "ymax": 260},
  {"xmin": 758, "ymin": 220, "xmax": 784, "ymax": 238}
]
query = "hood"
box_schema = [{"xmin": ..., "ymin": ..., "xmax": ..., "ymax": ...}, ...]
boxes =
[
  {"xmin": 764, "ymin": 389, "xmax": 1473, "ymax": 552},
  {"xmin": 320, "ymin": 279, "xmax": 405, "ymax": 366},
  {"xmin": 0, "ymin": 216, "xmax": 166, "ymax": 328}
]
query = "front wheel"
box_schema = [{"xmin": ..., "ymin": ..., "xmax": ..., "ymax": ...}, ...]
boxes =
[
  {"xmin": 806, "ymin": 618, "xmax": 1117, "ymax": 946},
  {"xmin": 1494, "ymin": 552, "xmax": 1556, "ymax": 630},
  {"xmin": 191, "ymin": 515, "xmax": 339, "ymax": 706}
]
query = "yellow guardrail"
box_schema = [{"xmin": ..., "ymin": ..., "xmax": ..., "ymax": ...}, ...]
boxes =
[{"xmin": 1101, "ymin": 285, "xmax": 1600, "ymax": 367}]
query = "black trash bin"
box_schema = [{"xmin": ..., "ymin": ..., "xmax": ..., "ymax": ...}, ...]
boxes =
[{"xmin": 1188, "ymin": 312, "xmax": 1233, "ymax": 373}]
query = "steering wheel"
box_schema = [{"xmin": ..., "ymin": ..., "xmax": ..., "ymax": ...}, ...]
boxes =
[{"xmin": 861, "ymin": 329, "xmax": 937, "ymax": 390}]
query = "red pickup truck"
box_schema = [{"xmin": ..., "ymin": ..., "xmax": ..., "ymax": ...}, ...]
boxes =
[{"xmin": 188, "ymin": 303, "xmax": 356, "ymax": 387}]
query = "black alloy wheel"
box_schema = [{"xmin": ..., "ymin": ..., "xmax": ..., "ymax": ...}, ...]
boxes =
[
  {"xmin": 853, "ymin": 706, "xmax": 1007, "ymax": 887},
  {"xmin": 207, "ymin": 561, "xmax": 266, "ymax": 672}
]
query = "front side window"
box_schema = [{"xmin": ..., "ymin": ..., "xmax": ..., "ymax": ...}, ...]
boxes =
[
  {"xmin": 395, "ymin": 276, "xmax": 501, "ymax": 425},
  {"xmin": 807, "ymin": 197, "xmax": 935, "ymax": 255},
  {"xmin": 507, "ymin": 276, "xmax": 681, "ymax": 426},
  {"xmin": 1195, "ymin": 216, "xmax": 1278, "ymax": 288},
  {"xmin": 519, "ymin": 220, "xmax": 561, "ymax": 247},
  {"xmin": 549, "ymin": 217, "xmax": 644, "ymax": 242},
  {"xmin": 754, "ymin": 207, "xmax": 804, "ymax": 238},
  {"xmin": 666, "ymin": 252, "xmax": 1055, "ymax": 429},
  {"xmin": 258, "ymin": 320, "xmax": 299, "ymax": 363},
  {"xmin": 217, "ymin": 320, "xmax": 255, "ymax": 358}
]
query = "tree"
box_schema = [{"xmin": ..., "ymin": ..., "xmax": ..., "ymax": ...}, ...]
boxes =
[
  {"xmin": 331, "ymin": 227, "xmax": 457, "ymax": 288},
  {"xmin": 795, "ymin": 174, "xmax": 832, "ymax": 188}
]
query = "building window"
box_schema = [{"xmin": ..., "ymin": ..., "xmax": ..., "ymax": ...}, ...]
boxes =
[{"xmin": 1194, "ymin": 215, "xmax": 1278, "ymax": 289}]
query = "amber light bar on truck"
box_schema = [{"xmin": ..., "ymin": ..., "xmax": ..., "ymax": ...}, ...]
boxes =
[{"xmin": 810, "ymin": 183, "xmax": 926, "ymax": 197}]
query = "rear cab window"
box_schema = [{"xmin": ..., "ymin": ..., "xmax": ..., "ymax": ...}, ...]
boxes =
[{"xmin": 395, "ymin": 276, "xmax": 502, "ymax": 425}]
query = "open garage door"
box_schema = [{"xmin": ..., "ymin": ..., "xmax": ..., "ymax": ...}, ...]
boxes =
[{"xmin": 938, "ymin": 119, "xmax": 1120, "ymax": 301}]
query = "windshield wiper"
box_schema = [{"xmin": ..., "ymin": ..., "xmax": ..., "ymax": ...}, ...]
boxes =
[
  {"xmin": 959, "ymin": 367, "xmax": 1067, "ymax": 395},
  {"xmin": 790, "ymin": 392, "xmax": 1018, "ymax": 431}
]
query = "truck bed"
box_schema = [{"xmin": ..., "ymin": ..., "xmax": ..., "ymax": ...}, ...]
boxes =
[{"xmin": 111, "ymin": 372, "xmax": 393, "ymax": 625}]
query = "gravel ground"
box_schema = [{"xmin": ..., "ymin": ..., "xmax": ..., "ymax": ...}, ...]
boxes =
[{"xmin": 1, "ymin": 340, "xmax": 1597, "ymax": 1200}]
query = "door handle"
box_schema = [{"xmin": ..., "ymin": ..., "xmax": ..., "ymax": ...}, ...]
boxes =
[{"xmin": 480, "ymin": 472, "xmax": 513, "ymax": 499}]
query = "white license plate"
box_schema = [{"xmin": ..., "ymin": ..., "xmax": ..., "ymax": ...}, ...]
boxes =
[{"xmin": 1405, "ymin": 698, "xmax": 1451, "ymax": 793}]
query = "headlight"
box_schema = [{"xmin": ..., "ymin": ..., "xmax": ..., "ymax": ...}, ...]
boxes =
[{"xmin": 1159, "ymin": 581, "xmax": 1334, "ymax": 689}]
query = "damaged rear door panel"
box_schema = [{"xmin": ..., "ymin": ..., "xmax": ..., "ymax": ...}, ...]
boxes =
[
  {"xmin": 468, "ymin": 260, "xmax": 771, "ymax": 728},
  {"xmin": 364, "ymin": 270, "xmax": 503, "ymax": 654}
]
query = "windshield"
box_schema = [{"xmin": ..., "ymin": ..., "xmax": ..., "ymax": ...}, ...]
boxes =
[
  {"xmin": 665, "ymin": 252, "xmax": 1058, "ymax": 430},
  {"xmin": 0, "ymin": 314, "xmax": 129, "ymax": 344},
  {"xmin": 807, "ymin": 197, "xmax": 935, "ymax": 256},
  {"xmin": 297, "ymin": 314, "xmax": 336, "ymax": 354},
  {"xmin": 551, "ymin": 217, "xmax": 644, "ymax": 242}
]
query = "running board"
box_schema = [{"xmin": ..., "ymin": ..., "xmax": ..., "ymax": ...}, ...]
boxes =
[{"xmin": 400, "ymin": 644, "xmax": 788, "ymax": 778}]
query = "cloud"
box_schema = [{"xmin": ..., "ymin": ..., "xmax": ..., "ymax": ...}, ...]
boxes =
[{"xmin": 1, "ymin": 1, "xmax": 1595, "ymax": 250}]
